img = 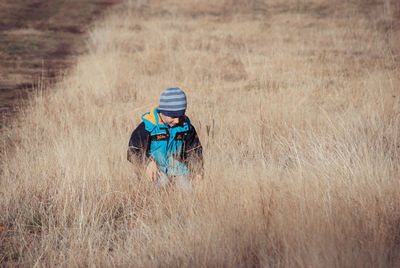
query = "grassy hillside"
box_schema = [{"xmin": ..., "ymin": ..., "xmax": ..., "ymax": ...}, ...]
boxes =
[{"xmin": 1, "ymin": 0, "xmax": 400, "ymax": 266}]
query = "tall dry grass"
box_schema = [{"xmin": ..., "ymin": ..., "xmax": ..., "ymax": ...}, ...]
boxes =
[{"xmin": 1, "ymin": 0, "xmax": 400, "ymax": 266}]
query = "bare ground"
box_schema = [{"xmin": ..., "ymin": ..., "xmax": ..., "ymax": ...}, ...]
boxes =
[{"xmin": 0, "ymin": 0, "xmax": 123, "ymax": 126}]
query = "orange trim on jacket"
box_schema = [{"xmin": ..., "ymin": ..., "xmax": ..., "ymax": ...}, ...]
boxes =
[{"xmin": 142, "ymin": 105, "xmax": 164, "ymax": 126}]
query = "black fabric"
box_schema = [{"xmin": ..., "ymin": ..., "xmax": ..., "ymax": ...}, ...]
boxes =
[
  {"xmin": 150, "ymin": 134, "xmax": 168, "ymax": 141},
  {"xmin": 182, "ymin": 126, "xmax": 203, "ymax": 174},
  {"xmin": 127, "ymin": 122, "xmax": 150, "ymax": 164},
  {"xmin": 174, "ymin": 133, "xmax": 184, "ymax": 140}
]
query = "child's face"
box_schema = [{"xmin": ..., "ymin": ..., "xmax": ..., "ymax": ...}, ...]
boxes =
[{"xmin": 159, "ymin": 113, "xmax": 183, "ymax": 127}]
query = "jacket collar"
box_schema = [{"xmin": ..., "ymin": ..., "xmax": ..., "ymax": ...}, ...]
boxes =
[
  {"xmin": 141, "ymin": 105, "xmax": 190, "ymax": 132},
  {"xmin": 142, "ymin": 105, "xmax": 162, "ymax": 127}
]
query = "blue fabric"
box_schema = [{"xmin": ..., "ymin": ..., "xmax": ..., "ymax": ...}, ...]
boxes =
[{"xmin": 141, "ymin": 107, "xmax": 190, "ymax": 177}]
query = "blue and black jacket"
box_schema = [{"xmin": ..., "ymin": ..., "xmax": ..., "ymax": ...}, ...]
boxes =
[{"xmin": 127, "ymin": 105, "xmax": 203, "ymax": 177}]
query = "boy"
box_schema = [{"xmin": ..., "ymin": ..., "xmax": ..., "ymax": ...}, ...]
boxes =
[{"xmin": 127, "ymin": 87, "xmax": 203, "ymax": 189}]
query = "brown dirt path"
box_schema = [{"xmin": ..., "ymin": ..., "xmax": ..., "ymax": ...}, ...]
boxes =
[{"xmin": 0, "ymin": 0, "xmax": 123, "ymax": 126}]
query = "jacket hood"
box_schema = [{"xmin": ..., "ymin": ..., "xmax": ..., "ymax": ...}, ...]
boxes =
[
  {"xmin": 141, "ymin": 105, "xmax": 162, "ymax": 129},
  {"xmin": 141, "ymin": 105, "xmax": 190, "ymax": 132}
]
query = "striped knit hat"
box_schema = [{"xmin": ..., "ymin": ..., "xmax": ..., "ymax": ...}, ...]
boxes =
[{"xmin": 158, "ymin": 87, "xmax": 187, "ymax": 117}]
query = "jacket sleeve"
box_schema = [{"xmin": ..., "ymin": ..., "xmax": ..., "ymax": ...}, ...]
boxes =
[
  {"xmin": 127, "ymin": 122, "xmax": 150, "ymax": 164},
  {"xmin": 183, "ymin": 126, "xmax": 203, "ymax": 175}
]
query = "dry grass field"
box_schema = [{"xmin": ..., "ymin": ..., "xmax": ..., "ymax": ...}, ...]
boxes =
[{"xmin": 1, "ymin": 0, "xmax": 400, "ymax": 266}]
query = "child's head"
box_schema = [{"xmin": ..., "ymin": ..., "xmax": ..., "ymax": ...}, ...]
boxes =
[{"xmin": 158, "ymin": 87, "xmax": 187, "ymax": 117}]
